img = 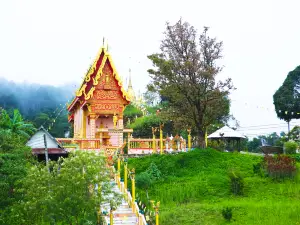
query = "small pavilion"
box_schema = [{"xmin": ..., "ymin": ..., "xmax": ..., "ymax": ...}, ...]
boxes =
[{"xmin": 207, "ymin": 126, "xmax": 246, "ymax": 151}]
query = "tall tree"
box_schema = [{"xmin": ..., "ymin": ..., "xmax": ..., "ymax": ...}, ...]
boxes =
[
  {"xmin": 147, "ymin": 19, "xmax": 234, "ymax": 147},
  {"xmin": 273, "ymin": 66, "xmax": 300, "ymax": 132}
]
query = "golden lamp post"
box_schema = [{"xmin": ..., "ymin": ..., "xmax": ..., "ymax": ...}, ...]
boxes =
[
  {"xmin": 150, "ymin": 200, "xmax": 160, "ymax": 225},
  {"xmin": 109, "ymin": 201, "xmax": 116, "ymax": 225},
  {"xmin": 110, "ymin": 209, "xmax": 113, "ymax": 225},
  {"xmin": 117, "ymin": 153, "xmax": 123, "ymax": 189},
  {"xmin": 123, "ymin": 159, "xmax": 128, "ymax": 194},
  {"xmin": 187, "ymin": 128, "xmax": 192, "ymax": 151},
  {"xmin": 129, "ymin": 168, "xmax": 136, "ymax": 208},
  {"xmin": 159, "ymin": 123, "xmax": 164, "ymax": 155},
  {"xmin": 152, "ymin": 127, "xmax": 158, "ymax": 153}
]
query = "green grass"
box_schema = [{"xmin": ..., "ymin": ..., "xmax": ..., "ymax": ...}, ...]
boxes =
[{"xmin": 126, "ymin": 149, "xmax": 300, "ymax": 225}]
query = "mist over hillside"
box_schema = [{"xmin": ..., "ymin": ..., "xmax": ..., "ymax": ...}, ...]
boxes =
[{"xmin": 0, "ymin": 78, "xmax": 77, "ymax": 137}]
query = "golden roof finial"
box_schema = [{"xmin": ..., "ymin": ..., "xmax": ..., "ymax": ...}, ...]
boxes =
[
  {"xmin": 102, "ymin": 37, "xmax": 105, "ymax": 47},
  {"xmin": 128, "ymin": 68, "xmax": 132, "ymax": 88}
]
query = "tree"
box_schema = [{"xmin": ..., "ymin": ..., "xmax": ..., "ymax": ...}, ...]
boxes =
[
  {"xmin": 8, "ymin": 151, "xmax": 121, "ymax": 225},
  {"xmin": 0, "ymin": 109, "xmax": 36, "ymax": 139},
  {"xmin": 247, "ymin": 137, "xmax": 261, "ymax": 152},
  {"xmin": 147, "ymin": 19, "xmax": 234, "ymax": 147},
  {"xmin": 273, "ymin": 66, "xmax": 300, "ymax": 132}
]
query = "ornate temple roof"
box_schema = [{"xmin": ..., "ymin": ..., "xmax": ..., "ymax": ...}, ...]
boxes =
[{"xmin": 68, "ymin": 45, "xmax": 130, "ymax": 112}]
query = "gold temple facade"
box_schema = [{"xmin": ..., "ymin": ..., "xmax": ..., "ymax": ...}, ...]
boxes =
[{"xmin": 67, "ymin": 45, "xmax": 132, "ymax": 149}]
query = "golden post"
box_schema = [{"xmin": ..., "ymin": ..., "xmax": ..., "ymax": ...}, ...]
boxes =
[
  {"xmin": 151, "ymin": 200, "xmax": 160, "ymax": 225},
  {"xmin": 110, "ymin": 209, "xmax": 113, "ymax": 225},
  {"xmin": 131, "ymin": 169, "xmax": 136, "ymax": 208},
  {"xmin": 187, "ymin": 128, "xmax": 191, "ymax": 151},
  {"xmin": 159, "ymin": 124, "xmax": 164, "ymax": 155},
  {"xmin": 152, "ymin": 127, "xmax": 157, "ymax": 153},
  {"xmin": 117, "ymin": 155, "xmax": 121, "ymax": 189},
  {"xmin": 117, "ymin": 157, "xmax": 121, "ymax": 174},
  {"xmin": 124, "ymin": 162, "xmax": 128, "ymax": 193}
]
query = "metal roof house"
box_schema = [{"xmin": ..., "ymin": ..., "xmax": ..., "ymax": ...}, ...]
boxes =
[{"xmin": 26, "ymin": 126, "xmax": 68, "ymax": 161}]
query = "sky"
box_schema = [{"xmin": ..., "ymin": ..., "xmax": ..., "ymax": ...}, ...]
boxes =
[{"xmin": 0, "ymin": 0, "xmax": 300, "ymax": 138}]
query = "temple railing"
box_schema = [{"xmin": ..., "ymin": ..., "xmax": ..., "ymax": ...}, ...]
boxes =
[
  {"xmin": 56, "ymin": 137, "xmax": 187, "ymax": 154},
  {"xmin": 56, "ymin": 138, "xmax": 102, "ymax": 149},
  {"xmin": 129, "ymin": 138, "xmax": 187, "ymax": 153}
]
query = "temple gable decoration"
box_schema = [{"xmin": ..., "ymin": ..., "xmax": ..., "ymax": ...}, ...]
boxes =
[{"xmin": 66, "ymin": 44, "xmax": 132, "ymax": 148}]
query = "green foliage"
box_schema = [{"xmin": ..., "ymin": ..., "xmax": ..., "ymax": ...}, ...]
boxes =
[
  {"xmin": 7, "ymin": 151, "xmax": 121, "ymax": 225},
  {"xmin": 229, "ymin": 169, "xmax": 244, "ymax": 195},
  {"xmin": 273, "ymin": 65, "xmax": 300, "ymax": 122},
  {"xmin": 136, "ymin": 172, "xmax": 152, "ymax": 191},
  {"xmin": 0, "ymin": 147, "xmax": 31, "ymax": 214},
  {"xmin": 123, "ymin": 103, "xmax": 143, "ymax": 127},
  {"xmin": 146, "ymin": 162, "xmax": 162, "ymax": 181},
  {"xmin": 127, "ymin": 149, "xmax": 300, "ymax": 224},
  {"xmin": 0, "ymin": 109, "xmax": 36, "ymax": 139},
  {"xmin": 130, "ymin": 114, "xmax": 162, "ymax": 138},
  {"xmin": 208, "ymin": 139, "xmax": 226, "ymax": 151},
  {"xmin": 253, "ymin": 161, "xmax": 264, "ymax": 177},
  {"xmin": 128, "ymin": 149, "xmax": 259, "ymax": 208},
  {"xmin": 0, "ymin": 109, "xmax": 34, "ymax": 224},
  {"xmin": 222, "ymin": 207, "xmax": 233, "ymax": 222},
  {"xmin": 284, "ymin": 141, "xmax": 298, "ymax": 154}
]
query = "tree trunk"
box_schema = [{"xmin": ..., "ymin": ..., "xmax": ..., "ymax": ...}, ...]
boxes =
[{"xmin": 197, "ymin": 129, "xmax": 206, "ymax": 148}]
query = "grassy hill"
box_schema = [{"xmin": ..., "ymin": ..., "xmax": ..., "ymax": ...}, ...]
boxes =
[{"xmin": 126, "ymin": 149, "xmax": 300, "ymax": 225}]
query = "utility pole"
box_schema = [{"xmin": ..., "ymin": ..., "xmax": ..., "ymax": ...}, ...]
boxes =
[{"xmin": 43, "ymin": 134, "xmax": 50, "ymax": 172}]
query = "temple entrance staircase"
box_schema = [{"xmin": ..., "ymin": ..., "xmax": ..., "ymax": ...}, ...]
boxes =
[{"xmin": 100, "ymin": 169, "xmax": 147, "ymax": 225}]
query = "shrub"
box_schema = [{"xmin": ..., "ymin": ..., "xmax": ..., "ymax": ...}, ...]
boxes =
[
  {"xmin": 222, "ymin": 207, "xmax": 233, "ymax": 221},
  {"xmin": 229, "ymin": 170, "xmax": 244, "ymax": 195},
  {"xmin": 146, "ymin": 162, "xmax": 162, "ymax": 181},
  {"xmin": 264, "ymin": 155, "xmax": 297, "ymax": 180},
  {"xmin": 284, "ymin": 141, "xmax": 298, "ymax": 154},
  {"xmin": 253, "ymin": 161, "xmax": 264, "ymax": 177},
  {"xmin": 207, "ymin": 140, "xmax": 226, "ymax": 151}
]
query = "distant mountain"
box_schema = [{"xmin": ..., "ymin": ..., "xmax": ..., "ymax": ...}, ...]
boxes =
[
  {"xmin": 0, "ymin": 78, "xmax": 77, "ymax": 137},
  {"xmin": 0, "ymin": 78, "xmax": 75, "ymax": 118}
]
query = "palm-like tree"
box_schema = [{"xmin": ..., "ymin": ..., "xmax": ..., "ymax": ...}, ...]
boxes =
[{"xmin": 0, "ymin": 109, "xmax": 36, "ymax": 138}]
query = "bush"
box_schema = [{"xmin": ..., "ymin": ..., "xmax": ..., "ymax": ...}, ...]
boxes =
[
  {"xmin": 253, "ymin": 161, "xmax": 264, "ymax": 177},
  {"xmin": 207, "ymin": 140, "xmax": 226, "ymax": 151},
  {"xmin": 264, "ymin": 155, "xmax": 297, "ymax": 180},
  {"xmin": 284, "ymin": 141, "xmax": 298, "ymax": 154},
  {"xmin": 222, "ymin": 207, "xmax": 233, "ymax": 221},
  {"xmin": 146, "ymin": 162, "xmax": 162, "ymax": 181},
  {"xmin": 229, "ymin": 170, "xmax": 244, "ymax": 195}
]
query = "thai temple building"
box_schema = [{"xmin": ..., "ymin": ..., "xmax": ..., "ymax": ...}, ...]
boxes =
[{"xmin": 66, "ymin": 44, "xmax": 133, "ymax": 149}]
